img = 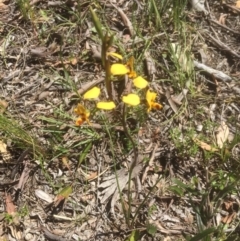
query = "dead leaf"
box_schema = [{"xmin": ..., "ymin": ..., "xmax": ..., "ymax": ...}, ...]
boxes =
[
  {"xmin": 193, "ymin": 138, "xmax": 218, "ymax": 152},
  {"xmin": 61, "ymin": 156, "xmax": 71, "ymax": 171},
  {"xmin": 5, "ymin": 193, "xmax": 19, "ymax": 226},
  {"xmin": 99, "ymin": 165, "xmax": 142, "ymax": 211},
  {"xmin": 70, "ymin": 57, "xmax": 77, "ymax": 65},
  {"xmin": 223, "ymin": 201, "xmax": 233, "ymax": 211},
  {"xmin": 215, "ymin": 122, "xmax": 229, "ymax": 149},
  {"xmin": 38, "ymin": 91, "xmax": 50, "ymax": 100},
  {"xmin": 0, "ymin": 99, "xmax": 8, "ymax": 113},
  {"xmin": 5, "ymin": 193, "xmax": 15, "ymax": 214},
  {"xmin": 35, "ymin": 189, "xmax": 53, "ymax": 203},
  {"xmin": 218, "ymin": 14, "xmax": 227, "ymax": 25},
  {"xmin": 145, "ymin": 52, "xmax": 156, "ymax": 81},
  {"xmin": 30, "ymin": 47, "xmax": 48, "ymax": 57},
  {"xmin": 0, "ymin": 1, "xmax": 7, "ymax": 10},
  {"xmin": 87, "ymin": 172, "xmax": 98, "ymax": 180},
  {"xmin": 221, "ymin": 212, "xmax": 236, "ymax": 224},
  {"xmin": 16, "ymin": 164, "xmax": 30, "ymax": 190},
  {"xmin": 0, "ymin": 140, "xmax": 7, "ymax": 153},
  {"xmin": 80, "ymin": 193, "xmax": 94, "ymax": 202},
  {"xmin": 236, "ymin": 0, "xmax": 240, "ymax": 8}
]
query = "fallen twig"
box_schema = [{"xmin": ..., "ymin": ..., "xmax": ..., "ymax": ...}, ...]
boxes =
[
  {"xmin": 69, "ymin": 78, "xmax": 104, "ymax": 98},
  {"xmin": 142, "ymin": 143, "xmax": 158, "ymax": 184},
  {"xmin": 209, "ymin": 19, "xmax": 240, "ymax": 36},
  {"xmin": 111, "ymin": 3, "xmax": 134, "ymax": 36},
  {"xmin": 222, "ymin": 3, "xmax": 240, "ymax": 14},
  {"xmin": 194, "ymin": 60, "xmax": 231, "ymax": 82},
  {"xmin": 40, "ymin": 226, "xmax": 67, "ymax": 241},
  {"xmin": 205, "ymin": 33, "xmax": 240, "ymax": 58}
]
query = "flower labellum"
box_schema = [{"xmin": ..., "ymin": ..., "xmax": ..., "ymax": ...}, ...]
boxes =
[
  {"xmin": 110, "ymin": 64, "xmax": 129, "ymax": 75},
  {"xmin": 97, "ymin": 101, "xmax": 116, "ymax": 110},
  {"xmin": 133, "ymin": 76, "xmax": 148, "ymax": 89},
  {"xmin": 83, "ymin": 87, "xmax": 100, "ymax": 99},
  {"xmin": 122, "ymin": 93, "xmax": 140, "ymax": 106}
]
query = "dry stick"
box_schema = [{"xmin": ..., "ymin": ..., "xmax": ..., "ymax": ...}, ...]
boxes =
[
  {"xmin": 90, "ymin": 123, "xmax": 124, "ymax": 132},
  {"xmin": 69, "ymin": 78, "xmax": 104, "ymax": 98},
  {"xmin": 194, "ymin": 60, "xmax": 231, "ymax": 82},
  {"xmin": 205, "ymin": 33, "xmax": 240, "ymax": 58},
  {"xmin": 40, "ymin": 226, "xmax": 67, "ymax": 241},
  {"xmin": 141, "ymin": 143, "xmax": 158, "ymax": 184},
  {"xmin": 209, "ymin": 19, "xmax": 240, "ymax": 36},
  {"xmin": 110, "ymin": 3, "xmax": 134, "ymax": 36},
  {"xmin": 222, "ymin": 3, "xmax": 240, "ymax": 13}
]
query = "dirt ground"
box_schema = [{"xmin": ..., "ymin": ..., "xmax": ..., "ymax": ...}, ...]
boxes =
[{"xmin": 0, "ymin": 0, "xmax": 240, "ymax": 240}]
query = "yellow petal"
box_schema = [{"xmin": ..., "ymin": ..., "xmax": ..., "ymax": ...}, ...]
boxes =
[
  {"xmin": 133, "ymin": 76, "xmax": 148, "ymax": 89},
  {"xmin": 97, "ymin": 101, "xmax": 116, "ymax": 110},
  {"xmin": 76, "ymin": 117, "xmax": 84, "ymax": 126},
  {"xmin": 110, "ymin": 64, "xmax": 129, "ymax": 75},
  {"xmin": 74, "ymin": 104, "xmax": 87, "ymax": 115},
  {"xmin": 128, "ymin": 70, "xmax": 137, "ymax": 78},
  {"xmin": 146, "ymin": 90, "xmax": 157, "ymax": 105},
  {"xmin": 152, "ymin": 102, "xmax": 162, "ymax": 110},
  {"xmin": 83, "ymin": 87, "xmax": 100, "ymax": 99},
  {"xmin": 122, "ymin": 94, "xmax": 140, "ymax": 106},
  {"xmin": 107, "ymin": 52, "xmax": 123, "ymax": 60},
  {"xmin": 74, "ymin": 104, "xmax": 90, "ymax": 117}
]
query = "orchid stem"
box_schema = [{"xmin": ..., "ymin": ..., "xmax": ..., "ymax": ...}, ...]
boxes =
[{"xmin": 122, "ymin": 104, "xmax": 138, "ymax": 227}]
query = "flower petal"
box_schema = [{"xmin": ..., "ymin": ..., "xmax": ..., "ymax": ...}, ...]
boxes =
[
  {"xmin": 146, "ymin": 90, "xmax": 157, "ymax": 105},
  {"xmin": 110, "ymin": 64, "xmax": 129, "ymax": 75},
  {"xmin": 107, "ymin": 52, "xmax": 123, "ymax": 60},
  {"xmin": 152, "ymin": 102, "xmax": 163, "ymax": 110},
  {"xmin": 97, "ymin": 101, "xmax": 116, "ymax": 110},
  {"xmin": 74, "ymin": 104, "xmax": 90, "ymax": 117},
  {"xmin": 122, "ymin": 94, "xmax": 140, "ymax": 106},
  {"xmin": 128, "ymin": 70, "xmax": 137, "ymax": 78},
  {"xmin": 83, "ymin": 87, "xmax": 100, "ymax": 99},
  {"xmin": 74, "ymin": 104, "xmax": 87, "ymax": 115},
  {"xmin": 133, "ymin": 76, "xmax": 148, "ymax": 89},
  {"xmin": 76, "ymin": 117, "xmax": 84, "ymax": 126}
]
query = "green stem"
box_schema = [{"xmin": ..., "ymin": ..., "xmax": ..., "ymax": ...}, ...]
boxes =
[{"xmin": 122, "ymin": 104, "xmax": 138, "ymax": 227}]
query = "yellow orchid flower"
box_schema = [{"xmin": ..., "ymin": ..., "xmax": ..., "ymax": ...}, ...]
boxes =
[
  {"xmin": 110, "ymin": 63, "xmax": 129, "ymax": 75},
  {"xmin": 97, "ymin": 101, "xmax": 116, "ymax": 110},
  {"xmin": 146, "ymin": 90, "xmax": 162, "ymax": 112},
  {"xmin": 83, "ymin": 87, "xmax": 100, "ymax": 99},
  {"xmin": 74, "ymin": 104, "xmax": 90, "ymax": 126},
  {"xmin": 133, "ymin": 76, "xmax": 148, "ymax": 89},
  {"xmin": 110, "ymin": 56, "xmax": 137, "ymax": 78},
  {"xmin": 122, "ymin": 93, "xmax": 140, "ymax": 106}
]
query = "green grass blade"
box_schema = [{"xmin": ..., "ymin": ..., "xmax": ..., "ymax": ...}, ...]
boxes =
[
  {"xmin": 188, "ymin": 227, "xmax": 216, "ymax": 241},
  {"xmin": 90, "ymin": 6, "xmax": 103, "ymax": 40}
]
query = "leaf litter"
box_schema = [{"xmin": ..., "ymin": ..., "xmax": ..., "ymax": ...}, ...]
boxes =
[{"xmin": 0, "ymin": 1, "xmax": 240, "ymax": 240}]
